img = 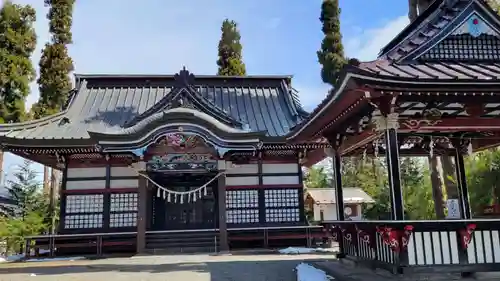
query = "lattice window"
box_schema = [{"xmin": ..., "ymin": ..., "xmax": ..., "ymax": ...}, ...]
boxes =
[
  {"xmin": 227, "ymin": 209, "xmax": 259, "ymax": 223},
  {"xmin": 420, "ymin": 34, "xmax": 500, "ymax": 61},
  {"xmin": 226, "ymin": 190, "xmax": 259, "ymax": 224},
  {"xmin": 264, "ymin": 189, "xmax": 299, "ymax": 208},
  {"xmin": 110, "ymin": 213, "xmax": 137, "ymax": 227},
  {"xmin": 64, "ymin": 214, "xmax": 103, "ymax": 229},
  {"xmin": 226, "ymin": 190, "xmax": 258, "ymax": 208},
  {"xmin": 65, "ymin": 195, "xmax": 104, "ymax": 213},
  {"xmin": 265, "ymin": 208, "xmax": 300, "ymax": 222},
  {"xmin": 264, "ymin": 188, "xmax": 300, "ymax": 223},
  {"xmin": 110, "ymin": 193, "xmax": 138, "ymax": 212},
  {"xmin": 109, "ymin": 193, "xmax": 138, "ymax": 228}
]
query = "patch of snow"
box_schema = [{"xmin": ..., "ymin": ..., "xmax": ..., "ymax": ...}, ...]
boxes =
[
  {"xmin": 0, "ymin": 248, "xmax": 84, "ymax": 263},
  {"xmin": 296, "ymin": 263, "xmax": 333, "ymax": 281},
  {"xmin": 25, "ymin": 256, "xmax": 86, "ymax": 263},
  {"xmin": 0, "ymin": 253, "xmax": 24, "ymax": 263},
  {"xmin": 278, "ymin": 247, "xmax": 336, "ymax": 254}
]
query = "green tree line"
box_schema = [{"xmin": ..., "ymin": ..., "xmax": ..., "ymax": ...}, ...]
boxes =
[{"xmin": 304, "ymin": 151, "xmax": 500, "ymax": 220}]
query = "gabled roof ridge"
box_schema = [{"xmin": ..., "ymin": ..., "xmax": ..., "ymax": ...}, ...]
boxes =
[
  {"xmin": 379, "ymin": 0, "xmax": 448, "ymax": 57},
  {"xmin": 380, "ymin": 0, "xmax": 473, "ymax": 62},
  {"xmin": 74, "ymin": 73, "xmax": 294, "ymax": 80},
  {"xmin": 124, "ymin": 86, "xmax": 243, "ymax": 129}
]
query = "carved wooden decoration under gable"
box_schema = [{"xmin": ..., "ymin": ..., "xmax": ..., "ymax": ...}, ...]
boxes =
[{"xmin": 144, "ymin": 132, "xmax": 218, "ymax": 172}]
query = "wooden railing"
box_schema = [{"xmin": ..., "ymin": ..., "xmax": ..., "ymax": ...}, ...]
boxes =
[
  {"xmin": 322, "ymin": 219, "xmax": 500, "ymax": 274},
  {"xmin": 23, "ymin": 225, "xmax": 327, "ymax": 258},
  {"xmin": 24, "ymin": 232, "xmax": 137, "ymax": 258}
]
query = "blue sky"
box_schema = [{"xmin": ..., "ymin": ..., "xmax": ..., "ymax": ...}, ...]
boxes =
[{"xmin": 1, "ymin": 0, "xmax": 410, "ymax": 188}]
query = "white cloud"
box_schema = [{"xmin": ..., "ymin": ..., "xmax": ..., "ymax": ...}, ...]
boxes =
[
  {"xmin": 296, "ymin": 15, "xmax": 409, "ymax": 111},
  {"xmin": 1, "ymin": 1, "xmax": 411, "ymax": 184},
  {"xmin": 345, "ymin": 16, "xmax": 409, "ymax": 61}
]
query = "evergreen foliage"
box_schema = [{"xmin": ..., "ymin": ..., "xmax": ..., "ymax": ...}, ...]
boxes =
[
  {"xmin": 216, "ymin": 19, "xmax": 246, "ymax": 76},
  {"xmin": 317, "ymin": 0, "xmax": 346, "ymax": 86},
  {"xmin": 0, "ymin": 1, "xmax": 37, "ymax": 123},
  {"xmin": 34, "ymin": 0, "xmax": 75, "ymax": 118},
  {"xmin": 0, "ymin": 160, "xmax": 49, "ymax": 255},
  {"xmin": 0, "ymin": 160, "xmax": 46, "ymax": 218},
  {"xmin": 304, "ymin": 166, "xmax": 330, "ymax": 189}
]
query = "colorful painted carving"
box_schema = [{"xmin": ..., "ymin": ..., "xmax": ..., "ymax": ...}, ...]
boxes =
[
  {"xmin": 147, "ymin": 153, "xmax": 216, "ymax": 172},
  {"xmin": 160, "ymin": 133, "xmax": 200, "ymax": 150}
]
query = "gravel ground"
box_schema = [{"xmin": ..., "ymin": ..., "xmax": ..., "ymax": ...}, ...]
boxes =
[{"xmin": 0, "ymin": 253, "xmax": 334, "ymax": 281}]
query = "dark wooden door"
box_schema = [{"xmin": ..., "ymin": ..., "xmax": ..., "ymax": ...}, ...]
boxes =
[{"xmin": 150, "ymin": 173, "xmax": 218, "ymax": 230}]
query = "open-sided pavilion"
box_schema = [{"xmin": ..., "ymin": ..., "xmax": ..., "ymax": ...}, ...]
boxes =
[{"xmin": 287, "ymin": 0, "xmax": 500, "ymax": 275}]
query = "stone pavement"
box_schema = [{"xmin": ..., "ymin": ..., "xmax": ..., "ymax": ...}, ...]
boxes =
[
  {"xmin": 0, "ymin": 253, "xmax": 334, "ymax": 281},
  {"xmin": 313, "ymin": 259, "xmax": 500, "ymax": 281}
]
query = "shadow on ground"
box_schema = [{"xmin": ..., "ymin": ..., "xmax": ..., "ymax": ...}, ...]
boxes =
[{"xmin": 0, "ymin": 255, "xmax": 336, "ymax": 281}]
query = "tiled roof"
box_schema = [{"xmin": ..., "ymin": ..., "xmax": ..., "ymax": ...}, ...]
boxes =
[
  {"xmin": 0, "ymin": 73, "xmax": 308, "ymax": 143},
  {"xmin": 358, "ymin": 60, "xmax": 500, "ymax": 80},
  {"xmin": 380, "ymin": 0, "xmax": 471, "ymax": 62},
  {"xmin": 306, "ymin": 188, "xmax": 374, "ymax": 204}
]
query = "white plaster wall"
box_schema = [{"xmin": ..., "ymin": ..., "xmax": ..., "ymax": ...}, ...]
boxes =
[
  {"xmin": 312, "ymin": 203, "xmax": 363, "ymax": 221},
  {"xmin": 313, "ymin": 203, "xmax": 338, "ymax": 221},
  {"xmin": 262, "ymin": 163, "xmax": 298, "ymax": 174},
  {"xmin": 262, "ymin": 175, "xmax": 300, "ymax": 185},
  {"xmin": 226, "ymin": 163, "xmax": 258, "ymax": 174},
  {"xmin": 110, "ymin": 179, "xmax": 138, "ymax": 189},
  {"xmin": 66, "ymin": 180, "xmax": 106, "ymax": 190},
  {"xmin": 226, "ymin": 176, "xmax": 259, "ymax": 186},
  {"xmin": 67, "ymin": 167, "xmax": 106, "ymax": 178},
  {"xmin": 110, "ymin": 166, "xmax": 137, "ymax": 177}
]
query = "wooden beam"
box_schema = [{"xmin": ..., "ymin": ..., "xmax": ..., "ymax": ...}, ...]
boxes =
[{"xmin": 399, "ymin": 117, "xmax": 500, "ymax": 132}]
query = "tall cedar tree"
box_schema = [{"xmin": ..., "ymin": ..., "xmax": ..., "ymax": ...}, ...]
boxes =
[
  {"xmin": 34, "ymin": 0, "xmax": 75, "ymax": 118},
  {"xmin": 0, "ymin": 1, "xmax": 36, "ymax": 185},
  {"xmin": 0, "ymin": 1, "xmax": 36, "ymax": 123},
  {"xmin": 217, "ymin": 19, "xmax": 246, "ymax": 76},
  {"xmin": 35, "ymin": 0, "xmax": 74, "ymax": 233},
  {"xmin": 317, "ymin": 0, "xmax": 346, "ymax": 86}
]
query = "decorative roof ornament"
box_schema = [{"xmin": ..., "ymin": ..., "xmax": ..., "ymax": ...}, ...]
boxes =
[
  {"xmin": 241, "ymin": 123, "xmax": 251, "ymax": 132},
  {"xmin": 174, "ymin": 66, "xmax": 195, "ymax": 87},
  {"xmin": 452, "ymin": 14, "xmax": 498, "ymax": 38}
]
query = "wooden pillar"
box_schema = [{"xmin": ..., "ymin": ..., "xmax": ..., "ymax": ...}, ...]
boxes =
[
  {"xmin": 374, "ymin": 113, "xmax": 404, "ymax": 221},
  {"xmin": 385, "ymin": 127, "xmax": 405, "ymax": 220},
  {"xmin": 137, "ymin": 172, "xmax": 147, "ymax": 254},
  {"xmin": 453, "ymin": 143, "xmax": 472, "ymax": 219},
  {"xmin": 332, "ymin": 151, "xmax": 344, "ymax": 222},
  {"xmin": 217, "ymin": 161, "xmax": 229, "ymax": 252}
]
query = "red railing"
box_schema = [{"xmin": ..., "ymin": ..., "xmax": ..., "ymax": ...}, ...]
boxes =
[{"xmin": 322, "ymin": 219, "xmax": 500, "ymax": 275}]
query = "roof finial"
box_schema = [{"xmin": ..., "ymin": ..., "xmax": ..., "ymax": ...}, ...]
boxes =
[{"xmin": 174, "ymin": 66, "xmax": 195, "ymax": 87}]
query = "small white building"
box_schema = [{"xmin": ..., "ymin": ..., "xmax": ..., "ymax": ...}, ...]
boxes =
[{"xmin": 304, "ymin": 188, "xmax": 374, "ymax": 221}]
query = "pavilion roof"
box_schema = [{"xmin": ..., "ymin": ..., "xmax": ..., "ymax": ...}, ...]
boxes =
[
  {"xmin": 287, "ymin": 0, "xmax": 500, "ymax": 144},
  {"xmin": 0, "ymin": 70, "xmax": 308, "ymax": 147}
]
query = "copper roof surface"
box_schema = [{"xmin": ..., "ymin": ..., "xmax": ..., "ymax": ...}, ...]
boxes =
[{"xmin": 0, "ymin": 72, "xmax": 308, "ymax": 143}]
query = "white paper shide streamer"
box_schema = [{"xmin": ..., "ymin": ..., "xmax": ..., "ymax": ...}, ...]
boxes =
[
  {"xmin": 131, "ymin": 162, "xmax": 239, "ymax": 203},
  {"xmin": 151, "ymin": 172, "xmax": 218, "ymax": 203}
]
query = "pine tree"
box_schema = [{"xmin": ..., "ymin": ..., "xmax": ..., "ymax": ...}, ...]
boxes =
[
  {"xmin": 216, "ymin": 19, "xmax": 246, "ymax": 76},
  {"xmin": 34, "ymin": 0, "xmax": 75, "ymax": 118},
  {"xmin": 0, "ymin": 160, "xmax": 45, "ymax": 218},
  {"xmin": 317, "ymin": 0, "xmax": 346, "ymax": 86}
]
